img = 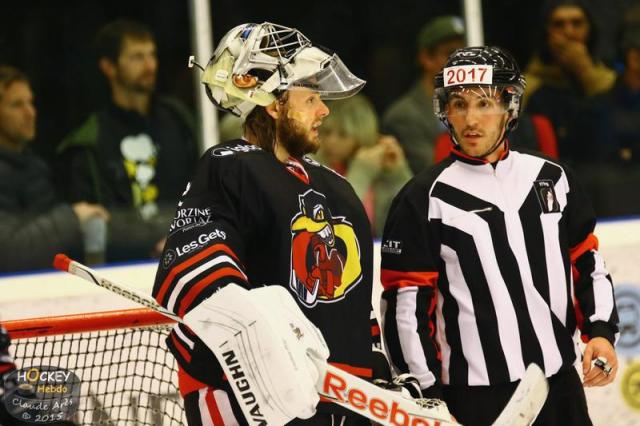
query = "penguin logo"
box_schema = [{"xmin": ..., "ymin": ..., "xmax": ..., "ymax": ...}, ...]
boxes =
[{"xmin": 289, "ymin": 189, "xmax": 362, "ymax": 307}]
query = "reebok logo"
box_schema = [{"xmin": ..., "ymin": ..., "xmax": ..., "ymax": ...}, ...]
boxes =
[
  {"xmin": 322, "ymin": 370, "xmax": 441, "ymax": 426},
  {"xmin": 222, "ymin": 350, "xmax": 266, "ymax": 425}
]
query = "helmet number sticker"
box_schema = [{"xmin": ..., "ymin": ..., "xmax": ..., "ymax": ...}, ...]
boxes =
[{"xmin": 444, "ymin": 65, "xmax": 493, "ymax": 87}]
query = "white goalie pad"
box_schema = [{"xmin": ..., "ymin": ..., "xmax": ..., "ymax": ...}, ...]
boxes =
[{"xmin": 182, "ymin": 284, "xmax": 330, "ymax": 425}]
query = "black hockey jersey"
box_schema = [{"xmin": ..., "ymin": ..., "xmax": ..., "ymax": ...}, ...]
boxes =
[
  {"xmin": 380, "ymin": 147, "xmax": 619, "ymax": 393},
  {"xmin": 153, "ymin": 140, "xmax": 374, "ymax": 414}
]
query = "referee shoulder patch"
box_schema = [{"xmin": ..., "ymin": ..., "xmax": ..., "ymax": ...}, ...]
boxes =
[{"xmin": 533, "ymin": 179, "xmax": 560, "ymax": 213}]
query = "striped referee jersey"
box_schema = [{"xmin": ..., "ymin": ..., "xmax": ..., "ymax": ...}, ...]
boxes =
[{"xmin": 380, "ymin": 147, "xmax": 619, "ymax": 392}]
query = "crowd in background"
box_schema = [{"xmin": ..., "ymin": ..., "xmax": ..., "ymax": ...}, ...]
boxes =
[{"xmin": 1, "ymin": 0, "xmax": 640, "ymax": 272}]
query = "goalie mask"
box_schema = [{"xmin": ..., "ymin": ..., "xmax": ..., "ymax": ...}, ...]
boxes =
[
  {"xmin": 201, "ymin": 22, "xmax": 366, "ymax": 117},
  {"xmin": 433, "ymin": 46, "xmax": 526, "ymax": 157}
]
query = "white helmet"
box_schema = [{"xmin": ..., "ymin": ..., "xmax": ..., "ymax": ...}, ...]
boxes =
[{"xmin": 201, "ymin": 22, "xmax": 366, "ymax": 117}]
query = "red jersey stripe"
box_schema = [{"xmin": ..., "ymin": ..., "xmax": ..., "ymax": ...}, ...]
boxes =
[
  {"xmin": 380, "ymin": 269, "xmax": 439, "ymax": 290},
  {"xmin": 156, "ymin": 244, "xmax": 240, "ymax": 305},
  {"xmin": 178, "ymin": 267, "xmax": 246, "ymax": 317},
  {"xmin": 177, "ymin": 365, "xmax": 208, "ymax": 398},
  {"xmin": 569, "ymin": 233, "xmax": 598, "ymax": 264},
  {"xmin": 371, "ymin": 324, "xmax": 380, "ymax": 337},
  {"xmin": 171, "ymin": 333, "xmax": 192, "ymax": 363},
  {"xmin": 204, "ymin": 388, "xmax": 225, "ymax": 426}
]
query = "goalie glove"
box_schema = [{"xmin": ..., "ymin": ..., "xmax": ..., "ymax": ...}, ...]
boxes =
[{"xmin": 183, "ymin": 284, "xmax": 329, "ymax": 425}]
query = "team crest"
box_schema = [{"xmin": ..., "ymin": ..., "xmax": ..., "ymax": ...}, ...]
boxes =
[{"xmin": 289, "ymin": 189, "xmax": 362, "ymax": 307}]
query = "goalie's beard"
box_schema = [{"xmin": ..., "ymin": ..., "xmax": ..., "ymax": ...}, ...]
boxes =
[{"xmin": 276, "ymin": 108, "xmax": 320, "ymax": 158}]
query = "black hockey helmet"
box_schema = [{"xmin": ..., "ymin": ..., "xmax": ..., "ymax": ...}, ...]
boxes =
[{"xmin": 433, "ymin": 46, "xmax": 526, "ymax": 135}]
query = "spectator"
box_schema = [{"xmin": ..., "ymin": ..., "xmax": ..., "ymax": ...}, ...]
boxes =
[
  {"xmin": 382, "ymin": 16, "xmax": 465, "ymax": 174},
  {"xmin": 316, "ymin": 95, "xmax": 411, "ymax": 237},
  {"xmin": 0, "ymin": 66, "xmax": 108, "ymax": 272},
  {"xmin": 571, "ymin": 16, "xmax": 640, "ymax": 217},
  {"xmin": 524, "ymin": 0, "xmax": 616, "ymax": 164},
  {"xmin": 57, "ymin": 19, "xmax": 199, "ymax": 262},
  {"xmin": 608, "ymin": 24, "xmax": 640, "ymax": 164}
]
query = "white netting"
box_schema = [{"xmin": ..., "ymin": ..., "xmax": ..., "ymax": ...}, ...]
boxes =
[{"xmin": 11, "ymin": 324, "xmax": 185, "ymax": 425}]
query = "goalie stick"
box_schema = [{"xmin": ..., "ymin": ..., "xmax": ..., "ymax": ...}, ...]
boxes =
[{"xmin": 53, "ymin": 254, "xmax": 548, "ymax": 426}]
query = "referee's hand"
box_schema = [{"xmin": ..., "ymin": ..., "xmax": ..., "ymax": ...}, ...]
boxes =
[{"xmin": 582, "ymin": 337, "xmax": 617, "ymax": 387}]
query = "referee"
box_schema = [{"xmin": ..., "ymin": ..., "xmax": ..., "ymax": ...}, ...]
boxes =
[{"xmin": 380, "ymin": 46, "xmax": 619, "ymax": 426}]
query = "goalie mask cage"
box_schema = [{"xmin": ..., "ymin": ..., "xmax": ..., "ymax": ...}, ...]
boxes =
[{"xmin": 4, "ymin": 308, "xmax": 186, "ymax": 425}]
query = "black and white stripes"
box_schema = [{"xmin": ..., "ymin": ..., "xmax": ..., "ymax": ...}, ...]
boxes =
[{"xmin": 381, "ymin": 150, "xmax": 618, "ymax": 390}]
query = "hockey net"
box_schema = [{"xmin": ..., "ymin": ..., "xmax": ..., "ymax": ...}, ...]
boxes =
[{"xmin": 5, "ymin": 308, "xmax": 185, "ymax": 425}]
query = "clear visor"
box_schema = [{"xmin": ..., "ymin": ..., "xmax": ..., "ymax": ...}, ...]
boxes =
[
  {"xmin": 435, "ymin": 85, "xmax": 520, "ymax": 118},
  {"xmin": 289, "ymin": 54, "xmax": 365, "ymax": 99}
]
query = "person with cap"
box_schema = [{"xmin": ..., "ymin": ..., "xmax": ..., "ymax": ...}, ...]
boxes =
[
  {"xmin": 152, "ymin": 22, "xmax": 385, "ymax": 425},
  {"xmin": 379, "ymin": 45, "xmax": 619, "ymax": 425},
  {"xmin": 382, "ymin": 16, "xmax": 465, "ymax": 174}
]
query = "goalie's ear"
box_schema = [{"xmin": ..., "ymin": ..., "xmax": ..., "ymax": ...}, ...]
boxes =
[{"xmin": 265, "ymin": 100, "xmax": 279, "ymax": 120}]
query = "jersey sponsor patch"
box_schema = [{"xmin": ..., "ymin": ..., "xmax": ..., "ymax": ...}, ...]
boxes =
[
  {"xmin": 443, "ymin": 65, "xmax": 493, "ymax": 87},
  {"xmin": 211, "ymin": 143, "xmax": 261, "ymax": 157},
  {"xmin": 162, "ymin": 249, "xmax": 177, "ymax": 270},
  {"xmin": 533, "ymin": 179, "xmax": 560, "ymax": 213},
  {"xmin": 381, "ymin": 240, "xmax": 403, "ymax": 255},
  {"xmin": 289, "ymin": 189, "xmax": 363, "ymax": 307},
  {"xmin": 168, "ymin": 207, "xmax": 214, "ymax": 235},
  {"xmin": 174, "ymin": 229, "xmax": 227, "ymax": 258}
]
